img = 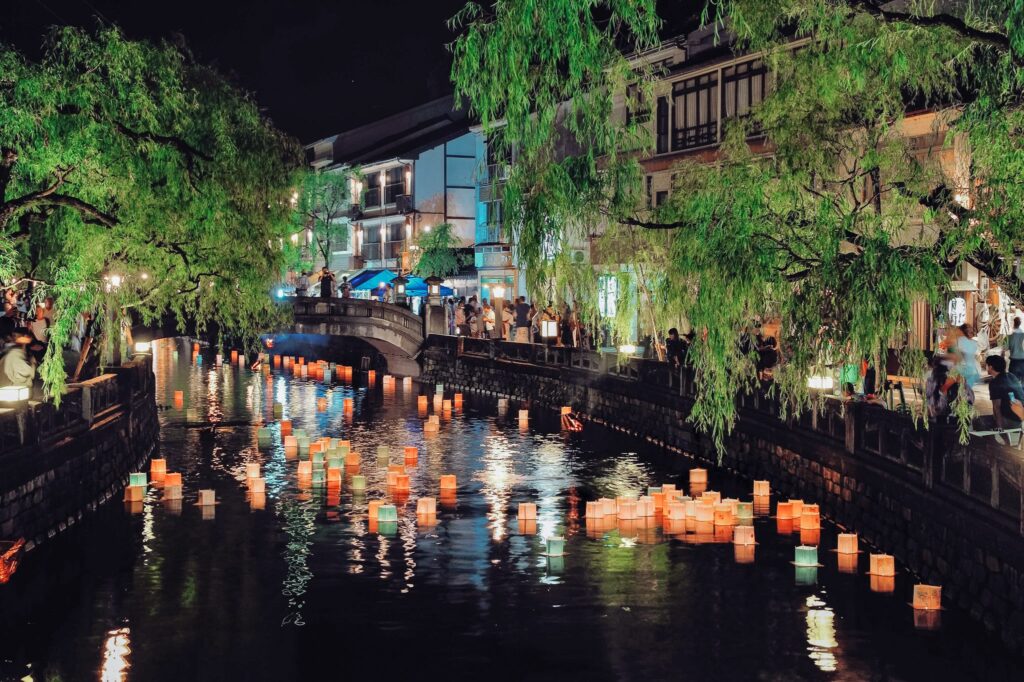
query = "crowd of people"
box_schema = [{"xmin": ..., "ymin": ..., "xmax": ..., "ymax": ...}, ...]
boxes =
[
  {"xmin": 0, "ymin": 288, "xmax": 103, "ymax": 395},
  {"xmin": 294, "ymin": 267, "xmax": 353, "ymax": 299},
  {"xmin": 444, "ymin": 296, "xmax": 597, "ymax": 348}
]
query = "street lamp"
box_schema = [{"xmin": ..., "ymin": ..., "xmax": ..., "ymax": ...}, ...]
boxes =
[
  {"xmin": 425, "ymin": 276, "xmax": 443, "ymax": 305},
  {"xmin": 492, "ymin": 285, "xmax": 507, "ymax": 340},
  {"xmin": 392, "ymin": 274, "xmax": 408, "ymax": 307},
  {"xmin": 0, "ymin": 386, "xmax": 29, "ymax": 402}
]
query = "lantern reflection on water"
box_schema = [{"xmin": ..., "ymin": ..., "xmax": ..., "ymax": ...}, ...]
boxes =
[
  {"xmin": 636, "ymin": 496, "xmax": 655, "ymax": 517},
  {"xmin": 250, "ymin": 477, "xmax": 266, "ymax": 494},
  {"xmin": 351, "ymin": 475, "xmax": 366, "ymax": 491},
  {"xmin": 799, "ymin": 528, "xmax": 820, "ymax": 546},
  {"xmin": 198, "ymin": 489, "xmax": 216, "ymax": 506},
  {"xmin": 837, "ymin": 553, "xmax": 858, "ymax": 574},
  {"xmin": 124, "ymin": 485, "xmax": 144, "ymax": 502}
]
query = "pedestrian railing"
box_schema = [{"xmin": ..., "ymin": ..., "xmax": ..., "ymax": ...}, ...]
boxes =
[
  {"xmin": 291, "ymin": 297, "xmax": 425, "ymax": 337},
  {"xmin": 428, "ymin": 334, "xmax": 1024, "ymax": 535},
  {"xmin": 0, "ymin": 357, "xmax": 154, "ymax": 459}
]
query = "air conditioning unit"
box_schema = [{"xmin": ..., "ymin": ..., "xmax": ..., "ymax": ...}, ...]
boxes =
[{"xmin": 396, "ymin": 194, "xmax": 414, "ymax": 214}]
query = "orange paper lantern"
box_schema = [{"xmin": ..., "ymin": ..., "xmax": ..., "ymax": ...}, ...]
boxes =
[
  {"xmin": 689, "ymin": 468, "xmax": 708, "ymax": 485},
  {"xmin": 280, "ymin": 420, "xmax": 292, "ymax": 436},
  {"xmin": 150, "ymin": 458, "xmax": 167, "ymax": 475},
  {"xmin": 776, "ymin": 501, "xmax": 794, "ymax": 519},
  {"xmin": 518, "ymin": 502, "xmax": 537, "ymax": 520},
  {"xmin": 163, "ymin": 472, "xmax": 182, "ymax": 487},
  {"xmin": 912, "ymin": 584, "xmax": 942, "ymax": 610},
  {"xmin": 416, "ymin": 497, "xmax": 437, "ymax": 515},
  {"xmin": 837, "ymin": 533, "xmax": 858, "ymax": 555},
  {"xmin": 753, "ymin": 480, "xmax": 770, "ymax": 496},
  {"xmin": 869, "ymin": 553, "xmax": 895, "ymax": 576},
  {"xmin": 124, "ymin": 485, "xmax": 144, "ymax": 502},
  {"xmin": 440, "ymin": 474, "xmax": 457, "ymax": 490}
]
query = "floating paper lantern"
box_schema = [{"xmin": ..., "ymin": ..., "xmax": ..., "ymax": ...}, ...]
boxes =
[
  {"xmin": 518, "ymin": 409, "xmax": 529, "ymax": 421},
  {"xmin": 395, "ymin": 474, "xmax": 410, "ymax": 490},
  {"xmin": 713, "ymin": 503, "xmax": 735, "ymax": 526},
  {"xmin": 913, "ymin": 584, "xmax": 942, "ymax": 610},
  {"xmin": 546, "ymin": 536, "xmax": 566, "ymax": 557},
  {"xmin": 416, "ymin": 497, "xmax": 436, "ymax": 515},
  {"xmin": 343, "ymin": 398, "xmax": 354, "ymax": 411},
  {"xmin": 636, "ymin": 496, "xmax": 655, "ymax": 517},
  {"xmin": 129, "ymin": 472, "xmax": 147, "ymax": 488},
  {"xmin": 585, "ymin": 501, "xmax": 601, "ymax": 518},
  {"xmin": 368, "ymin": 499, "xmax": 383, "ymax": 519},
  {"xmin": 733, "ymin": 525, "xmax": 756, "ymax": 545},
  {"xmin": 800, "ymin": 506, "xmax": 821, "ymax": 530},
  {"xmin": 215, "ymin": 353, "xmax": 223, "ymax": 366},
  {"xmin": 164, "ymin": 472, "xmax": 182, "ymax": 487},
  {"xmin": 497, "ymin": 398, "xmax": 508, "ymax": 411},
  {"xmin": 273, "ymin": 402, "xmax": 283, "ymax": 417},
  {"xmin": 435, "ymin": 383, "xmax": 444, "ymax": 394},
  {"xmin": 599, "ymin": 498, "xmax": 617, "ymax": 516},
  {"xmin": 403, "ymin": 377, "xmax": 412, "ymax": 390},
  {"xmin": 311, "ymin": 469, "xmax": 325, "ymax": 484},
  {"xmin": 683, "ymin": 499, "xmax": 698, "ymax": 518},
  {"xmin": 273, "ymin": 355, "xmax": 281, "ymax": 367},
  {"xmin": 317, "ymin": 397, "xmax": 327, "ymax": 411},
  {"xmin": 173, "ymin": 390, "xmax": 184, "ymax": 405},
  {"xmin": 721, "ymin": 497, "xmax": 739, "ymax": 514},
  {"xmin": 753, "ymin": 480, "xmax": 770, "ymax": 496},
  {"xmin": 454, "ymin": 392, "xmax": 463, "ymax": 405},
  {"xmin": 164, "ymin": 485, "xmax": 182, "ymax": 500},
  {"xmin": 800, "ymin": 529, "xmax": 820, "ymax": 546},
  {"xmin": 701, "ymin": 490, "xmax": 721, "ymax": 504},
  {"xmin": 150, "ymin": 459, "xmax": 166, "ymax": 476},
  {"xmin": 794, "ymin": 545, "xmax": 818, "ymax": 567},
  {"xmin": 351, "ymin": 475, "xmax": 366, "ymax": 491},
  {"xmin": 788, "ymin": 499, "xmax": 804, "ymax": 518},
  {"xmin": 257, "ymin": 427, "xmax": 271, "ymax": 444},
  {"xmin": 837, "ymin": 533, "xmax": 859, "ymax": 555},
  {"xmin": 297, "ymin": 461, "xmax": 312, "ymax": 477},
  {"xmin": 662, "ymin": 484, "xmax": 677, "ymax": 495},
  {"xmin": 198, "ymin": 489, "xmax": 216, "ymax": 506},
  {"xmin": 417, "ymin": 396, "xmax": 428, "ymax": 411},
  {"xmin": 424, "ymin": 420, "xmax": 438, "ymax": 433},
  {"xmin": 327, "ymin": 468, "xmax": 342, "ymax": 486},
  {"xmin": 345, "ymin": 452, "xmax": 360, "ymax": 467},
  {"xmin": 869, "ymin": 553, "xmax": 895, "ymax": 576},
  {"xmin": 368, "ymin": 370, "xmax": 376, "ymax": 384},
  {"xmin": 518, "ymin": 502, "xmax": 537, "ymax": 520},
  {"xmin": 377, "ymin": 445, "xmax": 390, "ymax": 460},
  {"xmin": 433, "ymin": 395, "xmax": 443, "ymax": 412},
  {"xmin": 651, "ymin": 492, "xmax": 666, "ymax": 510},
  {"xmin": 387, "ymin": 464, "xmax": 405, "ymax": 474},
  {"xmin": 560, "ymin": 406, "xmax": 572, "ymax": 416},
  {"xmin": 377, "ymin": 504, "xmax": 398, "ymax": 522},
  {"xmin": 695, "ymin": 501, "xmax": 714, "ymax": 523},
  {"xmin": 280, "ymin": 419, "xmax": 292, "ymax": 436},
  {"xmin": 246, "ymin": 463, "xmax": 260, "ymax": 479},
  {"xmin": 442, "ymin": 399, "xmax": 452, "ymax": 411},
  {"xmin": 735, "ymin": 502, "xmax": 753, "ymax": 522},
  {"xmin": 124, "ymin": 485, "xmax": 144, "ymax": 502},
  {"xmin": 666, "ymin": 502, "xmax": 686, "ymax": 521},
  {"xmin": 250, "ymin": 477, "xmax": 266, "ymax": 494},
  {"xmin": 284, "ymin": 436, "xmax": 298, "ymax": 451},
  {"xmin": 776, "ymin": 501, "xmax": 794, "ymax": 519},
  {"xmin": 403, "ymin": 446, "xmax": 418, "ymax": 463},
  {"xmin": 440, "ymin": 474, "xmax": 457, "ymax": 490},
  {"xmin": 689, "ymin": 468, "xmax": 707, "ymax": 486},
  {"xmin": 617, "ymin": 500, "xmax": 638, "ymax": 520},
  {"xmin": 386, "ymin": 471, "xmax": 399, "ymax": 487}
]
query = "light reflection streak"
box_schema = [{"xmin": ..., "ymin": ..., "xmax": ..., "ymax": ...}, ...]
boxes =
[
  {"xmin": 100, "ymin": 626, "xmax": 131, "ymax": 681},
  {"xmin": 805, "ymin": 594, "xmax": 839, "ymax": 672},
  {"xmin": 479, "ymin": 436, "xmax": 516, "ymax": 541}
]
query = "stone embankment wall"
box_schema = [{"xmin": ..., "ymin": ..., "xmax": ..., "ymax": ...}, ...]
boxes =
[
  {"xmin": 0, "ymin": 357, "xmax": 158, "ymax": 551},
  {"xmin": 421, "ymin": 337, "xmax": 1024, "ymax": 654}
]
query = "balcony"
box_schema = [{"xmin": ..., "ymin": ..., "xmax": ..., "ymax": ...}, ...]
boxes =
[{"xmin": 475, "ymin": 243, "xmax": 513, "ymax": 269}]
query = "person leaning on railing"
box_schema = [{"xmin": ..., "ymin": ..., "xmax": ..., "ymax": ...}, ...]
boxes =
[{"xmin": 985, "ymin": 355, "xmax": 1024, "ymax": 431}]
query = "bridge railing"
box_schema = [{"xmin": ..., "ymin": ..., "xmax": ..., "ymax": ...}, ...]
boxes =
[
  {"xmin": 291, "ymin": 297, "xmax": 424, "ymax": 338},
  {"xmin": 427, "ymin": 334, "xmax": 1024, "ymax": 536}
]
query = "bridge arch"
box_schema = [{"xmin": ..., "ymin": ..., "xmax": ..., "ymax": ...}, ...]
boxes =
[{"xmin": 279, "ymin": 298, "xmax": 426, "ymax": 376}]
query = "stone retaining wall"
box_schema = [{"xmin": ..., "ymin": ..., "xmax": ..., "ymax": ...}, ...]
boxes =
[
  {"xmin": 422, "ymin": 339, "xmax": 1024, "ymax": 653},
  {"xmin": 0, "ymin": 357, "xmax": 158, "ymax": 552}
]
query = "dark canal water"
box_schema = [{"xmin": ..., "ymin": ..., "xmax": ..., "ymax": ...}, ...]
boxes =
[{"xmin": 1, "ymin": 339, "xmax": 1021, "ymax": 681}]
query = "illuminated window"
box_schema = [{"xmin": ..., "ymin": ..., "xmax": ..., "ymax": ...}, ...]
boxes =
[{"xmin": 598, "ymin": 275, "xmax": 618, "ymax": 319}]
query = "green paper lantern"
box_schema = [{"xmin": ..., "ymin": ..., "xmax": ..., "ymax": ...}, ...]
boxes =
[
  {"xmin": 378, "ymin": 504, "xmax": 398, "ymax": 522},
  {"xmin": 794, "ymin": 545, "xmax": 818, "ymax": 567},
  {"xmin": 546, "ymin": 536, "xmax": 566, "ymax": 557},
  {"xmin": 129, "ymin": 472, "xmax": 147, "ymax": 487},
  {"xmin": 351, "ymin": 475, "xmax": 366, "ymax": 491}
]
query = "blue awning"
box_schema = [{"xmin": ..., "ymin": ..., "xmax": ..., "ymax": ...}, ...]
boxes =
[
  {"xmin": 404, "ymin": 275, "xmax": 453, "ymax": 297},
  {"xmin": 351, "ymin": 269, "xmax": 398, "ymax": 291}
]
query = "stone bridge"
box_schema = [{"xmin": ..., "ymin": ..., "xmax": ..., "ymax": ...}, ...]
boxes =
[{"xmin": 281, "ymin": 298, "xmax": 425, "ymax": 377}]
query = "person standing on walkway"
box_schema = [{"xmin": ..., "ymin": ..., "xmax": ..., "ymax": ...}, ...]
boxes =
[
  {"xmin": 514, "ymin": 296, "xmax": 531, "ymax": 343},
  {"xmin": 319, "ymin": 266, "xmax": 335, "ymax": 298},
  {"xmin": 296, "ymin": 271, "xmax": 310, "ymax": 297},
  {"xmin": 340, "ymin": 276, "xmax": 352, "ymax": 299},
  {"xmin": 1006, "ymin": 317, "xmax": 1024, "ymax": 382},
  {"xmin": 482, "ymin": 302, "xmax": 496, "ymax": 339},
  {"xmin": 951, "ymin": 323, "xmax": 981, "ymax": 389},
  {"xmin": 501, "ymin": 301, "xmax": 514, "ymax": 341}
]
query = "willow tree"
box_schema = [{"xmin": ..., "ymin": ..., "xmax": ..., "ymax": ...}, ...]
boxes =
[
  {"xmin": 450, "ymin": 0, "xmax": 1024, "ymax": 447},
  {"xmin": 0, "ymin": 26, "xmax": 301, "ymax": 399},
  {"xmin": 412, "ymin": 223, "xmax": 466, "ymax": 280}
]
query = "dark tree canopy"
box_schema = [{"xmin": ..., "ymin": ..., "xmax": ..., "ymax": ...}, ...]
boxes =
[{"xmin": 0, "ymin": 26, "xmax": 302, "ymax": 399}]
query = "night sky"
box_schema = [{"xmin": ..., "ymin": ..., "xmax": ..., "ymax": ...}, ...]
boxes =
[
  {"xmin": 2, "ymin": 1, "xmax": 704, "ymax": 144},
  {"xmin": 1, "ymin": 0, "xmax": 469, "ymax": 142}
]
